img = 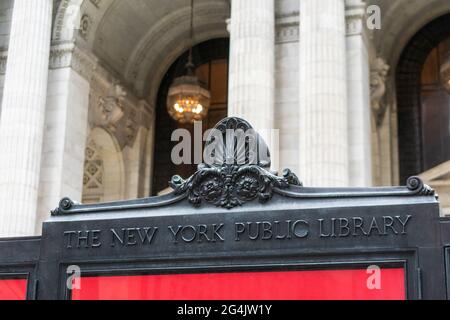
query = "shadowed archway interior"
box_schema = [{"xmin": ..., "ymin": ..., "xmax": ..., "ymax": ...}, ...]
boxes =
[
  {"xmin": 152, "ymin": 38, "xmax": 229, "ymax": 195},
  {"xmin": 396, "ymin": 13, "xmax": 450, "ymax": 182}
]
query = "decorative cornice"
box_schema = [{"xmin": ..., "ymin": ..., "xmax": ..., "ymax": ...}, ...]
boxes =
[
  {"xmin": 51, "ymin": 174, "xmax": 438, "ymax": 215},
  {"xmin": 51, "ymin": 118, "xmax": 437, "ymax": 216},
  {"xmin": 53, "ymin": 0, "xmax": 72, "ymax": 41},
  {"xmin": 345, "ymin": 0, "xmax": 367, "ymax": 37},
  {"xmin": 49, "ymin": 42, "xmax": 98, "ymax": 80},
  {"xmin": 275, "ymin": 11, "xmax": 299, "ymax": 44},
  {"xmin": 276, "ymin": 23, "xmax": 299, "ymax": 44}
]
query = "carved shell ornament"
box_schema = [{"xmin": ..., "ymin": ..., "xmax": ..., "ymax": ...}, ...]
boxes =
[{"xmin": 170, "ymin": 117, "xmax": 302, "ymax": 209}]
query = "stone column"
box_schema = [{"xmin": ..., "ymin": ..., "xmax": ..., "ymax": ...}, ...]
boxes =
[
  {"xmin": 228, "ymin": 0, "xmax": 275, "ymax": 141},
  {"xmin": 123, "ymin": 100, "xmax": 155, "ymax": 200},
  {"xmin": 35, "ymin": 42, "xmax": 97, "ymax": 234},
  {"xmin": 0, "ymin": 51, "xmax": 7, "ymax": 108},
  {"xmin": 299, "ymin": 0, "xmax": 349, "ymax": 187},
  {"xmin": 346, "ymin": 0, "xmax": 373, "ymax": 186},
  {"xmin": 0, "ymin": 0, "xmax": 53, "ymax": 237}
]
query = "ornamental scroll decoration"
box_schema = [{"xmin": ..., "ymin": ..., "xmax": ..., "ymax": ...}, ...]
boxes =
[
  {"xmin": 405, "ymin": 176, "xmax": 436, "ymax": 197},
  {"xmin": 170, "ymin": 117, "xmax": 302, "ymax": 209},
  {"xmin": 50, "ymin": 118, "xmax": 436, "ymax": 216}
]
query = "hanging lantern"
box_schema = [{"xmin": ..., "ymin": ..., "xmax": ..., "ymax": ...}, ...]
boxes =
[
  {"xmin": 166, "ymin": 0, "xmax": 211, "ymax": 124},
  {"xmin": 167, "ymin": 70, "xmax": 211, "ymax": 124}
]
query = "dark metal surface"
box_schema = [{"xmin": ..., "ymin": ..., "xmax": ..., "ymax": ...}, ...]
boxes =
[
  {"xmin": 1, "ymin": 117, "xmax": 449, "ymax": 300},
  {"xmin": 0, "ymin": 237, "xmax": 41, "ymax": 300}
]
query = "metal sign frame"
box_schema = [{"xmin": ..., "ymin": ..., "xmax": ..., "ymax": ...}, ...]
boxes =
[{"xmin": 0, "ymin": 118, "xmax": 449, "ymax": 300}]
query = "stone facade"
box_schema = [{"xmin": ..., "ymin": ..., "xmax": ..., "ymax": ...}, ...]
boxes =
[{"xmin": 0, "ymin": 0, "xmax": 449, "ymax": 236}]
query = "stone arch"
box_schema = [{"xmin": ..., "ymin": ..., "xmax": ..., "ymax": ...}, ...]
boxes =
[
  {"xmin": 373, "ymin": 0, "xmax": 450, "ymax": 70},
  {"xmin": 122, "ymin": 1, "xmax": 230, "ymax": 99},
  {"xmin": 52, "ymin": 0, "xmax": 84, "ymax": 42},
  {"xmin": 152, "ymin": 38, "xmax": 230, "ymax": 194},
  {"xmin": 54, "ymin": 0, "xmax": 230, "ymax": 200},
  {"xmin": 53, "ymin": 0, "xmax": 229, "ymax": 103},
  {"xmin": 82, "ymin": 127, "xmax": 125, "ymax": 203},
  {"xmin": 396, "ymin": 13, "xmax": 450, "ymax": 182}
]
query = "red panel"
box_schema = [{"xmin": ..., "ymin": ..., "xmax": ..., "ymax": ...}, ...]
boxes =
[
  {"xmin": 0, "ymin": 279, "xmax": 27, "ymax": 300},
  {"xmin": 72, "ymin": 268, "xmax": 405, "ymax": 300}
]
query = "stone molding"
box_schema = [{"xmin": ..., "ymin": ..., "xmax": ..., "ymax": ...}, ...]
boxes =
[
  {"xmin": 275, "ymin": 12, "xmax": 299, "ymax": 44},
  {"xmin": 89, "ymin": 64, "xmax": 154, "ymax": 149},
  {"xmin": 53, "ymin": 0, "xmax": 73, "ymax": 42},
  {"xmin": 49, "ymin": 42, "xmax": 98, "ymax": 80},
  {"xmin": 345, "ymin": 0, "xmax": 369, "ymax": 38}
]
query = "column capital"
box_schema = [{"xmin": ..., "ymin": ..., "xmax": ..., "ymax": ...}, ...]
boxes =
[
  {"xmin": 50, "ymin": 42, "xmax": 98, "ymax": 80},
  {"xmin": 345, "ymin": 0, "xmax": 367, "ymax": 36},
  {"xmin": 345, "ymin": 0, "xmax": 366, "ymax": 11},
  {"xmin": 275, "ymin": 11, "xmax": 299, "ymax": 44}
]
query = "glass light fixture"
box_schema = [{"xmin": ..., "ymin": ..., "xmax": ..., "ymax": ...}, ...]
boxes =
[
  {"xmin": 441, "ymin": 50, "xmax": 450, "ymax": 94},
  {"xmin": 167, "ymin": 0, "xmax": 211, "ymax": 124}
]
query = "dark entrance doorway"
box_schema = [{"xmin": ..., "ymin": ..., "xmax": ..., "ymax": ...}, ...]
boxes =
[
  {"xmin": 396, "ymin": 13, "xmax": 450, "ymax": 182},
  {"xmin": 152, "ymin": 38, "xmax": 229, "ymax": 195}
]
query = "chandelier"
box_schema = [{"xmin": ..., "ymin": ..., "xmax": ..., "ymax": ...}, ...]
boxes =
[
  {"xmin": 167, "ymin": 0, "xmax": 211, "ymax": 124},
  {"xmin": 441, "ymin": 50, "xmax": 450, "ymax": 94}
]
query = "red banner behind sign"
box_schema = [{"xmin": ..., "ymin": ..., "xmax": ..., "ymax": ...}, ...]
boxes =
[
  {"xmin": 0, "ymin": 279, "xmax": 27, "ymax": 300},
  {"xmin": 71, "ymin": 268, "xmax": 405, "ymax": 300}
]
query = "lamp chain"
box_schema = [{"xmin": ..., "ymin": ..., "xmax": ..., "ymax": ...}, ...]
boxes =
[{"xmin": 187, "ymin": 0, "xmax": 195, "ymax": 75}]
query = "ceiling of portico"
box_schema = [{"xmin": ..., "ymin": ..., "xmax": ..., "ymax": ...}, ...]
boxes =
[
  {"xmin": 52, "ymin": 0, "xmax": 450, "ymax": 97},
  {"xmin": 54, "ymin": 0, "xmax": 230, "ymax": 98},
  {"xmin": 368, "ymin": 0, "xmax": 450, "ymax": 70}
]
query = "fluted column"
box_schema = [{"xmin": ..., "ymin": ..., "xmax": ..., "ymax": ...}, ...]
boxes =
[
  {"xmin": 36, "ymin": 43, "xmax": 97, "ymax": 234},
  {"xmin": 228, "ymin": 0, "xmax": 275, "ymax": 141},
  {"xmin": 0, "ymin": 0, "xmax": 53, "ymax": 237},
  {"xmin": 346, "ymin": 0, "xmax": 372, "ymax": 186},
  {"xmin": 299, "ymin": 0, "xmax": 349, "ymax": 187}
]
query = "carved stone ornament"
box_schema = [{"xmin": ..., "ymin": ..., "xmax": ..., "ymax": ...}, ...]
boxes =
[
  {"xmin": 79, "ymin": 14, "xmax": 92, "ymax": 40},
  {"xmin": 50, "ymin": 118, "xmax": 436, "ymax": 216},
  {"xmin": 170, "ymin": 117, "xmax": 302, "ymax": 209},
  {"xmin": 370, "ymin": 57, "xmax": 390, "ymax": 127},
  {"xmin": 98, "ymin": 82, "xmax": 126, "ymax": 129},
  {"xmin": 406, "ymin": 176, "xmax": 437, "ymax": 197}
]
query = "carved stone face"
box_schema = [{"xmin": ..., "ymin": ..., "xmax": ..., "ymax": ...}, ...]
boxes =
[{"xmin": 99, "ymin": 96, "xmax": 124, "ymax": 125}]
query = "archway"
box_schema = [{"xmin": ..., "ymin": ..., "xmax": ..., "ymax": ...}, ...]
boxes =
[
  {"xmin": 152, "ymin": 38, "xmax": 229, "ymax": 195},
  {"xmin": 51, "ymin": 0, "xmax": 230, "ymax": 200},
  {"xmin": 396, "ymin": 13, "xmax": 450, "ymax": 182}
]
